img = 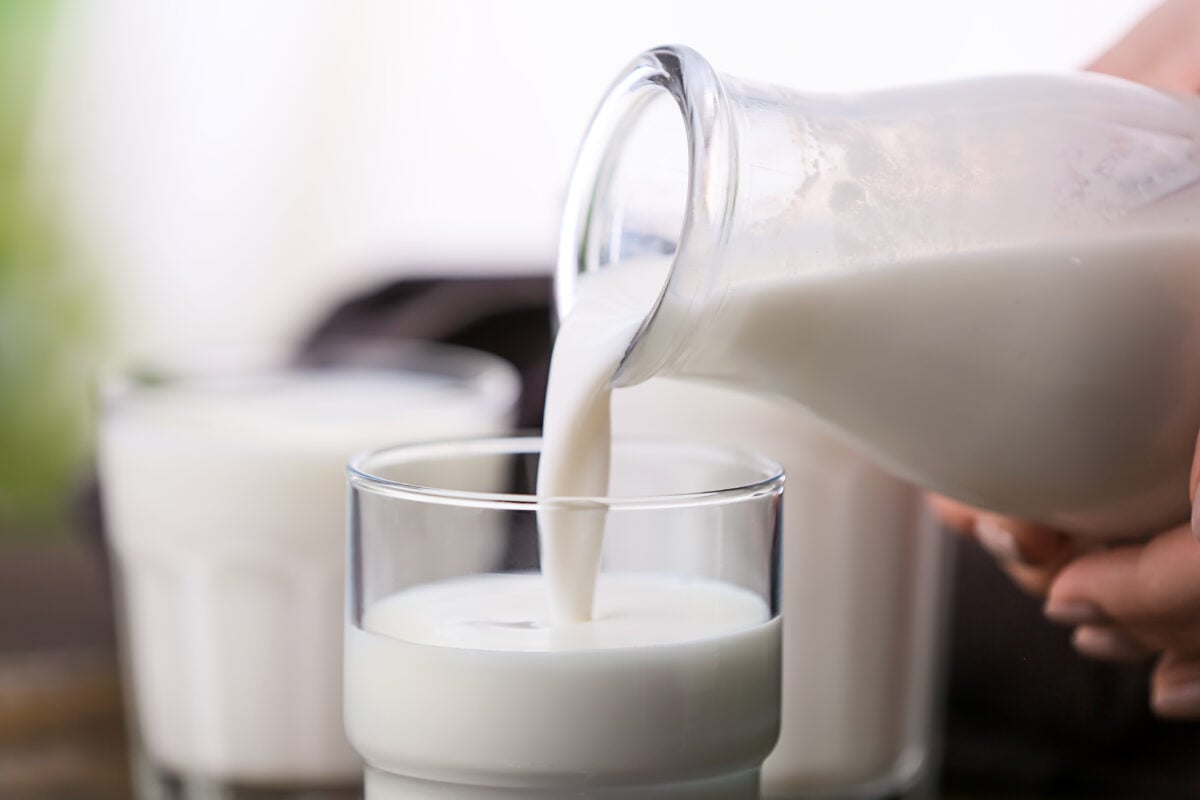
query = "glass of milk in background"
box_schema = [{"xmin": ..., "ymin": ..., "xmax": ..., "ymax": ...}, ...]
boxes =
[
  {"xmin": 345, "ymin": 435, "xmax": 784, "ymax": 799},
  {"xmin": 611, "ymin": 381, "xmax": 952, "ymax": 799},
  {"xmin": 98, "ymin": 340, "xmax": 520, "ymax": 800}
]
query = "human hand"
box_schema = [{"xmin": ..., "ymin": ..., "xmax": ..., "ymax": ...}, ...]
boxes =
[
  {"xmin": 1089, "ymin": 0, "xmax": 1200, "ymax": 92},
  {"xmin": 1043, "ymin": 522, "xmax": 1200, "ymax": 718},
  {"xmin": 930, "ymin": 0, "xmax": 1200, "ymax": 722}
]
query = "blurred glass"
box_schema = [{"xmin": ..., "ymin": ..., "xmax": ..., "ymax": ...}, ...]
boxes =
[{"xmin": 98, "ymin": 341, "xmax": 520, "ymax": 799}]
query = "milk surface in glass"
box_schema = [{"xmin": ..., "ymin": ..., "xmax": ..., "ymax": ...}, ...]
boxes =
[{"xmin": 101, "ymin": 362, "xmax": 517, "ymax": 788}]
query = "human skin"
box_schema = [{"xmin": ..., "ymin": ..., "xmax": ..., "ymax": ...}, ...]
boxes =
[{"xmin": 933, "ymin": 0, "xmax": 1200, "ymax": 720}]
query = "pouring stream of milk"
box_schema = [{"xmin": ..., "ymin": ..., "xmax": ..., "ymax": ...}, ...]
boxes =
[{"xmin": 537, "ymin": 260, "xmax": 668, "ymax": 623}]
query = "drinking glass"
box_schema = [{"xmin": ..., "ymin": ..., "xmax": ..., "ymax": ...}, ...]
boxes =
[
  {"xmin": 98, "ymin": 340, "xmax": 520, "ymax": 799},
  {"xmin": 346, "ymin": 435, "xmax": 784, "ymax": 799}
]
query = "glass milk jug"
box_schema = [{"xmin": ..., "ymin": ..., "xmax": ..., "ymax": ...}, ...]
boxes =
[{"xmin": 558, "ymin": 45, "xmax": 1200, "ymax": 539}]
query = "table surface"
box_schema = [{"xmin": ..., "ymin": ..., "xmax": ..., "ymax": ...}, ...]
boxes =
[{"xmin": 0, "ymin": 540, "xmax": 130, "ymax": 799}]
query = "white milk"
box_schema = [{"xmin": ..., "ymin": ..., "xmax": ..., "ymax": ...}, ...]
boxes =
[
  {"xmin": 611, "ymin": 379, "xmax": 948, "ymax": 795},
  {"xmin": 100, "ymin": 369, "xmax": 515, "ymax": 784},
  {"xmin": 537, "ymin": 260, "xmax": 668, "ymax": 621},
  {"xmin": 671, "ymin": 231, "xmax": 1200, "ymax": 537},
  {"xmin": 346, "ymin": 572, "xmax": 780, "ymax": 798}
]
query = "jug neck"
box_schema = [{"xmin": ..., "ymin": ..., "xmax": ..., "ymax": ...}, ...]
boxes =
[{"xmin": 556, "ymin": 45, "xmax": 738, "ymax": 387}]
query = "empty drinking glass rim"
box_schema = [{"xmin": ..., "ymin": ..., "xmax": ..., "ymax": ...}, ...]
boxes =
[{"xmin": 347, "ymin": 435, "xmax": 784, "ymax": 511}]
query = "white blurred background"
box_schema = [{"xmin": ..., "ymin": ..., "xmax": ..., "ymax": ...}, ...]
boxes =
[{"xmin": 35, "ymin": 0, "xmax": 1158, "ymax": 367}]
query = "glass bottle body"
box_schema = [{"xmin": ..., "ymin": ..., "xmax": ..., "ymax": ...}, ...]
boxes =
[{"xmin": 560, "ymin": 45, "xmax": 1200, "ymax": 537}]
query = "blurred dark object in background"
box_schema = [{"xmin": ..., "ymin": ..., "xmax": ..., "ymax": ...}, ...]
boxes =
[{"xmin": 301, "ymin": 275, "xmax": 553, "ymax": 430}]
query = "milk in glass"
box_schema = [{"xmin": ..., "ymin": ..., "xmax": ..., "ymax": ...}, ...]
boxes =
[{"xmin": 347, "ymin": 573, "xmax": 779, "ymax": 799}]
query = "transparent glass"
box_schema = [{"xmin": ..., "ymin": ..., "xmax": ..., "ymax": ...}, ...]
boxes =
[
  {"xmin": 345, "ymin": 436, "xmax": 784, "ymax": 799},
  {"xmin": 559, "ymin": 44, "xmax": 1200, "ymax": 538},
  {"xmin": 98, "ymin": 340, "xmax": 520, "ymax": 800}
]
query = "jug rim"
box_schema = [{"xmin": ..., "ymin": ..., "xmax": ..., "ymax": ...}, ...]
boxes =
[{"xmin": 555, "ymin": 44, "xmax": 738, "ymax": 387}]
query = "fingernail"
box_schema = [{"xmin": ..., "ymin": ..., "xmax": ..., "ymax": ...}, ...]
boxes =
[
  {"xmin": 1044, "ymin": 599, "xmax": 1110, "ymax": 627},
  {"xmin": 1191, "ymin": 499, "xmax": 1200, "ymax": 540},
  {"xmin": 975, "ymin": 518, "xmax": 1024, "ymax": 563},
  {"xmin": 1071, "ymin": 627, "xmax": 1149, "ymax": 662},
  {"xmin": 1153, "ymin": 681, "xmax": 1200, "ymax": 719}
]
